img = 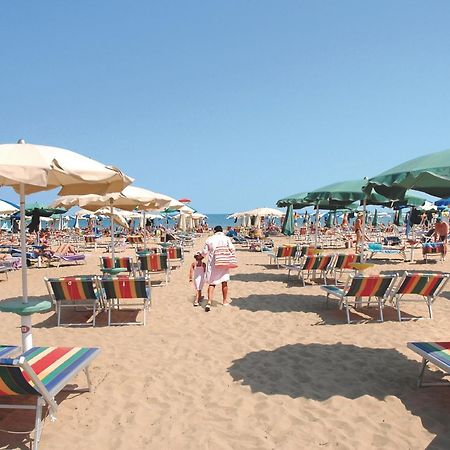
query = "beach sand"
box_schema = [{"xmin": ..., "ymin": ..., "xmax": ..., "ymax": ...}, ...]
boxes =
[{"xmin": 1, "ymin": 236, "xmax": 450, "ymax": 449}]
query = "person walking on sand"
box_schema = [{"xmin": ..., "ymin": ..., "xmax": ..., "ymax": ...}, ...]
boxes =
[
  {"xmin": 202, "ymin": 225, "xmax": 236, "ymax": 312},
  {"xmin": 189, "ymin": 252, "xmax": 206, "ymax": 307}
]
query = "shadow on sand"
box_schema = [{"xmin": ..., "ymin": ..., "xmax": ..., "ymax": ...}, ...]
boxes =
[
  {"xmin": 228, "ymin": 342, "xmax": 450, "ymax": 448},
  {"xmin": 231, "ymin": 293, "xmax": 421, "ymax": 324}
]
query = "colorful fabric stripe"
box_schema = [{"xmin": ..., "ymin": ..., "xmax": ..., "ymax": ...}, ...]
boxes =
[
  {"xmin": 49, "ymin": 277, "xmax": 97, "ymax": 301},
  {"xmin": 0, "ymin": 346, "xmax": 99, "ymax": 396},
  {"xmin": 139, "ymin": 254, "xmax": 168, "ymax": 272},
  {"xmin": 167, "ymin": 247, "xmax": 182, "ymax": 259},
  {"xmin": 277, "ymin": 246, "xmax": 296, "ymax": 258},
  {"xmin": 84, "ymin": 236, "xmax": 97, "ymax": 243},
  {"xmin": 102, "ymin": 277, "xmax": 148, "ymax": 299},
  {"xmin": 346, "ymin": 276, "xmax": 393, "ymax": 297},
  {"xmin": 422, "ymin": 243, "xmax": 445, "ymax": 254},
  {"xmin": 398, "ymin": 274, "xmax": 445, "ymax": 296},
  {"xmin": 101, "ymin": 257, "xmax": 132, "ymax": 270},
  {"xmin": 127, "ymin": 236, "xmax": 143, "ymax": 244},
  {"xmin": 0, "ymin": 346, "xmax": 17, "ymax": 358},
  {"xmin": 335, "ymin": 254, "xmax": 358, "ymax": 270},
  {"xmin": 410, "ymin": 342, "xmax": 450, "ymax": 368},
  {"xmin": 303, "ymin": 255, "xmax": 331, "ymax": 271}
]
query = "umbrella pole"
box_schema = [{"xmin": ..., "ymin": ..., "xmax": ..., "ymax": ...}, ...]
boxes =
[
  {"xmin": 143, "ymin": 210, "xmax": 147, "ymax": 249},
  {"xmin": 314, "ymin": 204, "xmax": 320, "ymax": 246},
  {"xmin": 360, "ymin": 198, "xmax": 367, "ymax": 262},
  {"xmin": 20, "ymin": 183, "xmax": 33, "ymax": 351},
  {"xmin": 110, "ymin": 199, "xmax": 115, "ymax": 261}
]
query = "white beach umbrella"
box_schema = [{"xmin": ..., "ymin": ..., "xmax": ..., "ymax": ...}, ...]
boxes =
[
  {"xmin": 0, "ymin": 199, "xmax": 19, "ymax": 215},
  {"xmin": 0, "ymin": 140, "xmax": 133, "ymax": 351},
  {"xmin": 245, "ymin": 207, "xmax": 284, "ymax": 217},
  {"xmin": 51, "ymin": 186, "xmax": 174, "ymax": 255}
]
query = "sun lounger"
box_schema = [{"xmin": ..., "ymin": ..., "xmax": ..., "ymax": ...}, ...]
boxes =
[
  {"xmin": 329, "ymin": 253, "xmax": 360, "ymax": 283},
  {"xmin": 100, "ymin": 276, "xmax": 151, "ymax": 326},
  {"xmin": 407, "ymin": 342, "xmax": 450, "ymax": 387},
  {"xmin": 321, "ymin": 274, "xmax": 397, "ymax": 323},
  {"xmin": 50, "ymin": 252, "xmax": 86, "ymax": 267},
  {"xmin": 422, "ymin": 242, "xmax": 445, "ymax": 262},
  {"xmin": 45, "ymin": 276, "xmax": 102, "ymax": 327},
  {"xmin": 0, "ymin": 345, "xmax": 19, "ymax": 358},
  {"xmin": 99, "ymin": 256, "xmax": 135, "ymax": 275},
  {"xmin": 0, "ymin": 346, "xmax": 101, "ymax": 450},
  {"xmin": 137, "ymin": 252, "xmax": 170, "ymax": 285},
  {"xmin": 288, "ymin": 254, "xmax": 334, "ymax": 286},
  {"xmin": 367, "ymin": 242, "xmax": 405, "ymax": 260},
  {"xmin": 389, "ymin": 272, "xmax": 449, "ymax": 321},
  {"xmin": 165, "ymin": 246, "xmax": 184, "ymax": 268},
  {"xmin": 267, "ymin": 245, "xmax": 297, "ymax": 268}
]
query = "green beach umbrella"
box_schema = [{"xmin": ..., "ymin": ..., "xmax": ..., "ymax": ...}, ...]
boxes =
[
  {"xmin": 305, "ymin": 179, "xmax": 367, "ymax": 205},
  {"xmin": 282, "ymin": 205, "xmax": 295, "ymax": 236},
  {"xmin": 394, "ymin": 210, "xmax": 403, "ymax": 226},
  {"xmin": 372, "ymin": 209, "xmax": 378, "ymax": 227},
  {"xmin": 366, "ymin": 148, "xmax": 450, "ymax": 199},
  {"xmin": 325, "ymin": 211, "xmax": 333, "ymax": 228},
  {"xmin": 277, "ymin": 192, "xmax": 311, "ymax": 209}
]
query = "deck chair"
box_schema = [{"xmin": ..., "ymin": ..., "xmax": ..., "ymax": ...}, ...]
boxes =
[
  {"xmin": 45, "ymin": 276, "xmax": 102, "ymax": 327},
  {"xmin": 407, "ymin": 342, "xmax": 450, "ymax": 387},
  {"xmin": 321, "ymin": 274, "xmax": 397, "ymax": 323},
  {"xmin": 422, "ymin": 242, "xmax": 445, "ymax": 262},
  {"xmin": 330, "ymin": 253, "xmax": 360, "ymax": 283},
  {"xmin": 0, "ymin": 346, "xmax": 100, "ymax": 450},
  {"xmin": 99, "ymin": 256, "xmax": 135, "ymax": 275},
  {"xmin": 0, "ymin": 345, "xmax": 19, "ymax": 358},
  {"xmin": 288, "ymin": 254, "xmax": 334, "ymax": 286},
  {"xmin": 268, "ymin": 246, "xmax": 298, "ymax": 268},
  {"xmin": 367, "ymin": 242, "xmax": 405, "ymax": 260},
  {"xmin": 83, "ymin": 235, "xmax": 98, "ymax": 251},
  {"xmin": 100, "ymin": 276, "xmax": 151, "ymax": 326},
  {"xmin": 50, "ymin": 252, "xmax": 86, "ymax": 268},
  {"xmin": 137, "ymin": 252, "xmax": 170, "ymax": 285},
  {"xmin": 389, "ymin": 272, "xmax": 449, "ymax": 321},
  {"xmin": 165, "ymin": 246, "xmax": 184, "ymax": 268}
]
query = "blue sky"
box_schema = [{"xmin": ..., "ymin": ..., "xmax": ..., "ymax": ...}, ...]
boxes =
[{"xmin": 1, "ymin": 1, "xmax": 450, "ymax": 213}]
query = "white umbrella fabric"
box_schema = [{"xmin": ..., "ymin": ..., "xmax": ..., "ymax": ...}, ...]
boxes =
[
  {"xmin": 0, "ymin": 140, "xmax": 133, "ymax": 351},
  {"xmin": 0, "ymin": 199, "xmax": 19, "ymax": 215}
]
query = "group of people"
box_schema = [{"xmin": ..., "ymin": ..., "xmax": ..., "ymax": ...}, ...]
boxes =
[{"xmin": 188, "ymin": 225, "xmax": 236, "ymax": 312}]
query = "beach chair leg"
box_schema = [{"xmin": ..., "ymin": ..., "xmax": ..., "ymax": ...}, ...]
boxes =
[
  {"xmin": 344, "ymin": 298, "xmax": 351, "ymax": 324},
  {"xmin": 33, "ymin": 397, "xmax": 45, "ymax": 450},
  {"xmin": 426, "ymin": 297, "xmax": 433, "ymax": 319},
  {"xmin": 83, "ymin": 367, "xmax": 93, "ymax": 392},
  {"xmin": 92, "ymin": 302, "xmax": 96, "ymax": 327},
  {"xmin": 57, "ymin": 302, "xmax": 61, "ymax": 327},
  {"xmin": 378, "ymin": 298, "xmax": 384, "ymax": 322},
  {"xmin": 417, "ymin": 359, "xmax": 428, "ymax": 387},
  {"xmin": 108, "ymin": 300, "xmax": 112, "ymax": 326},
  {"xmin": 396, "ymin": 299, "xmax": 402, "ymax": 322}
]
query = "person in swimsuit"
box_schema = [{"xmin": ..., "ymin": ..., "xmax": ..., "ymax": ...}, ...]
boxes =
[{"xmin": 189, "ymin": 252, "xmax": 206, "ymax": 307}]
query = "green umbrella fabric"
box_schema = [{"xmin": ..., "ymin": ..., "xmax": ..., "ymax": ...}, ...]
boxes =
[
  {"xmin": 304, "ymin": 179, "xmax": 367, "ymax": 205},
  {"xmin": 325, "ymin": 211, "xmax": 333, "ymax": 228},
  {"xmin": 394, "ymin": 210, "xmax": 403, "ymax": 226},
  {"xmin": 25, "ymin": 202, "xmax": 66, "ymax": 217},
  {"xmin": 277, "ymin": 192, "xmax": 310, "ymax": 209},
  {"xmin": 282, "ymin": 205, "xmax": 295, "ymax": 236},
  {"xmin": 372, "ymin": 209, "xmax": 378, "ymax": 227},
  {"xmin": 366, "ymin": 148, "xmax": 450, "ymax": 199}
]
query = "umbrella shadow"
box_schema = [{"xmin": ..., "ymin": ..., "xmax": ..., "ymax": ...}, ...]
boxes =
[
  {"xmin": 228, "ymin": 343, "xmax": 450, "ymax": 448},
  {"xmin": 231, "ymin": 293, "xmax": 420, "ymax": 325}
]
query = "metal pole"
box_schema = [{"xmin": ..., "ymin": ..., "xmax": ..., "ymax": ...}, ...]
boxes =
[
  {"xmin": 360, "ymin": 198, "xmax": 367, "ymax": 262},
  {"xmin": 143, "ymin": 210, "xmax": 147, "ymax": 249},
  {"xmin": 314, "ymin": 204, "xmax": 320, "ymax": 246},
  {"xmin": 19, "ymin": 183, "xmax": 33, "ymax": 350},
  {"xmin": 110, "ymin": 199, "xmax": 115, "ymax": 260}
]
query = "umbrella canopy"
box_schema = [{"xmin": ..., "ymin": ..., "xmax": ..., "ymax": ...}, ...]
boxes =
[
  {"xmin": 276, "ymin": 192, "xmax": 311, "ymax": 209},
  {"xmin": 0, "ymin": 142, "xmax": 133, "ymax": 195},
  {"xmin": 94, "ymin": 207, "xmax": 130, "ymax": 228},
  {"xmin": 51, "ymin": 186, "xmax": 173, "ymax": 212},
  {"xmin": 0, "ymin": 199, "xmax": 19, "ymax": 215},
  {"xmin": 178, "ymin": 198, "xmax": 191, "ymax": 203},
  {"xmin": 282, "ymin": 205, "xmax": 295, "ymax": 236},
  {"xmin": 435, "ymin": 197, "xmax": 450, "ymax": 207},
  {"xmin": 366, "ymin": 148, "xmax": 450, "ymax": 199},
  {"xmin": 245, "ymin": 207, "xmax": 284, "ymax": 217},
  {"xmin": 0, "ymin": 140, "xmax": 133, "ymax": 352}
]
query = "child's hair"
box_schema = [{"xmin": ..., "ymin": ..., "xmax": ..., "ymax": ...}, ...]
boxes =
[{"xmin": 194, "ymin": 252, "xmax": 203, "ymax": 259}]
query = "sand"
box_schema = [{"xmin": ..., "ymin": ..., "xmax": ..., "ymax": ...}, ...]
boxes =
[{"xmin": 1, "ymin": 235, "xmax": 450, "ymax": 449}]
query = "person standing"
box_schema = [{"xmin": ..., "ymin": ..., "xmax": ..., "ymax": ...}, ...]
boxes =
[
  {"xmin": 202, "ymin": 225, "xmax": 236, "ymax": 312},
  {"xmin": 434, "ymin": 218, "xmax": 449, "ymax": 257},
  {"xmin": 354, "ymin": 212, "xmax": 363, "ymax": 250}
]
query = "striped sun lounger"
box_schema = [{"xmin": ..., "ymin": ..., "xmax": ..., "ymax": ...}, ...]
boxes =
[
  {"xmin": 100, "ymin": 276, "xmax": 151, "ymax": 326},
  {"xmin": 0, "ymin": 345, "xmax": 19, "ymax": 358},
  {"xmin": 321, "ymin": 274, "xmax": 397, "ymax": 324},
  {"xmin": 0, "ymin": 346, "xmax": 101, "ymax": 450},
  {"xmin": 138, "ymin": 253, "xmax": 170, "ymax": 285},
  {"xmin": 390, "ymin": 272, "xmax": 449, "ymax": 321},
  {"xmin": 407, "ymin": 342, "xmax": 450, "ymax": 387},
  {"xmin": 45, "ymin": 276, "xmax": 101, "ymax": 327}
]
